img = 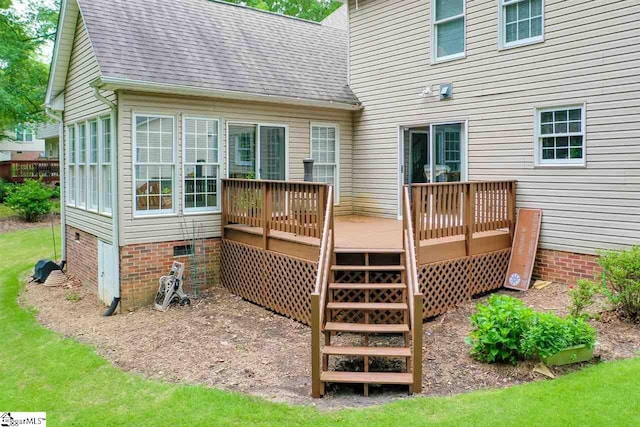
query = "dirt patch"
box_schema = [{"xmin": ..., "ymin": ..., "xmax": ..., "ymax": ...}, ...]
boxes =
[
  {"xmin": 21, "ymin": 279, "xmax": 640, "ymax": 409},
  {"xmin": 0, "ymin": 214, "xmax": 60, "ymax": 233}
]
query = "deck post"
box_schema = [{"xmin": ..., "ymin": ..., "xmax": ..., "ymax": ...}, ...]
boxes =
[
  {"xmin": 464, "ymin": 183, "xmax": 473, "ymax": 256},
  {"xmin": 311, "ymin": 293, "xmax": 321, "ymax": 398},
  {"xmin": 221, "ymin": 180, "xmax": 228, "ymax": 239},
  {"xmin": 262, "ymin": 181, "xmax": 270, "ymax": 250},
  {"xmin": 412, "ymin": 293, "xmax": 423, "ymax": 393},
  {"xmin": 508, "ymin": 181, "xmax": 517, "ymax": 243}
]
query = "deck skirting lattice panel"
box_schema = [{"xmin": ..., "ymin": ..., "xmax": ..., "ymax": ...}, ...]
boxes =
[
  {"xmin": 221, "ymin": 240, "xmax": 317, "ymax": 325},
  {"xmin": 418, "ymin": 248, "xmax": 511, "ymax": 319}
]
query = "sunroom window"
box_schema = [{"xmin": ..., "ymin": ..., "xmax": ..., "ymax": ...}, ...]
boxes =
[
  {"xmin": 88, "ymin": 120, "xmax": 99, "ymax": 211},
  {"xmin": 77, "ymin": 123, "xmax": 87, "ymax": 208},
  {"xmin": 67, "ymin": 126, "xmax": 76, "ymax": 206},
  {"xmin": 501, "ymin": 0, "xmax": 543, "ymax": 47},
  {"xmin": 536, "ymin": 106, "xmax": 585, "ymax": 166},
  {"xmin": 101, "ymin": 117, "xmax": 112, "ymax": 214},
  {"xmin": 432, "ymin": 0, "xmax": 465, "ymax": 62},
  {"xmin": 134, "ymin": 115, "xmax": 175, "ymax": 214}
]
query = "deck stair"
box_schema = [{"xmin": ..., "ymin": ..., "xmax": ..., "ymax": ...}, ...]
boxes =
[{"xmin": 311, "ymin": 186, "xmax": 423, "ymax": 398}]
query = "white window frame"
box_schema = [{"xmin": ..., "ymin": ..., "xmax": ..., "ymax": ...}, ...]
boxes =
[
  {"xmin": 88, "ymin": 120, "xmax": 99, "ymax": 212},
  {"xmin": 132, "ymin": 113, "xmax": 178, "ymax": 217},
  {"xmin": 99, "ymin": 115, "xmax": 113, "ymax": 216},
  {"xmin": 310, "ymin": 123, "xmax": 340, "ymax": 206},
  {"xmin": 182, "ymin": 116, "xmax": 222, "ymax": 214},
  {"xmin": 66, "ymin": 125, "xmax": 76, "ymax": 207},
  {"xmin": 225, "ymin": 121, "xmax": 289, "ymax": 181},
  {"xmin": 499, "ymin": 0, "xmax": 545, "ymax": 50},
  {"xmin": 431, "ymin": 0, "xmax": 466, "ymax": 63},
  {"xmin": 15, "ymin": 126, "xmax": 33, "ymax": 142},
  {"xmin": 77, "ymin": 122, "xmax": 87, "ymax": 209},
  {"xmin": 534, "ymin": 104, "xmax": 586, "ymax": 167}
]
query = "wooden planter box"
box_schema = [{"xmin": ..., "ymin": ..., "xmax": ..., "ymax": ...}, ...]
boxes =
[{"xmin": 543, "ymin": 344, "xmax": 594, "ymax": 366}]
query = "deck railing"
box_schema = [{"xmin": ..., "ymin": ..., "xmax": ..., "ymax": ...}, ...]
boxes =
[
  {"xmin": 402, "ymin": 186, "xmax": 423, "ymax": 394},
  {"xmin": 311, "ymin": 185, "xmax": 334, "ymax": 398},
  {"xmin": 221, "ymin": 179, "xmax": 329, "ymax": 243},
  {"xmin": 0, "ymin": 160, "xmax": 60, "ymax": 183},
  {"xmin": 411, "ymin": 180, "xmax": 517, "ymax": 244}
]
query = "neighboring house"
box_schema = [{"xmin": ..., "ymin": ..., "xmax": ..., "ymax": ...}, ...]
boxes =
[
  {"xmin": 46, "ymin": 0, "xmax": 639, "ymax": 312},
  {"xmin": 37, "ymin": 122, "xmax": 61, "ymax": 159},
  {"xmin": 0, "ymin": 125, "xmax": 46, "ymax": 161}
]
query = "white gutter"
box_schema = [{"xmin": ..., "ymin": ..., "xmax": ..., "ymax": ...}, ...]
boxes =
[
  {"xmin": 45, "ymin": 107, "xmax": 65, "ymax": 261},
  {"xmin": 92, "ymin": 86, "xmax": 120, "ymax": 300},
  {"xmin": 94, "ymin": 76, "xmax": 363, "ymax": 111}
]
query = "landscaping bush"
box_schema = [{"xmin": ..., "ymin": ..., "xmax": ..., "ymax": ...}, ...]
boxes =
[
  {"xmin": 0, "ymin": 179, "xmax": 15, "ymax": 203},
  {"xmin": 5, "ymin": 179, "xmax": 54, "ymax": 222},
  {"xmin": 466, "ymin": 295, "xmax": 534, "ymax": 364},
  {"xmin": 569, "ymin": 279, "xmax": 601, "ymax": 318},
  {"xmin": 520, "ymin": 313, "xmax": 596, "ymax": 360},
  {"xmin": 598, "ymin": 246, "xmax": 640, "ymax": 321},
  {"xmin": 467, "ymin": 295, "xmax": 597, "ymax": 364},
  {"xmin": 51, "ymin": 185, "xmax": 61, "ymax": 199}
]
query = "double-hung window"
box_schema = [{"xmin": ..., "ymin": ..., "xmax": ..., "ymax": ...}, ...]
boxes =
[
  {"xmin": 77, "ymin": 123, "xmax": 87, "ymax": 208},
  {"xmin": 67, "ymin": 126, "xmax": 76, "ymax": 206},
  {"xmin": 134, "ymin": 115, "xmax": 175, "ymax": 214},
  {"xmin": 535, "ymin": 105, "xmax": 585, "ymax": 166},
  {"xmin": 15, "ymin": 125, "xmax": 33, "ymax": 142},
  {"xmin": 432, "ymin": 0, "xmax": 465, "ymax": 62},
  {"xmin": 310, "ymin": 124, "xmax": 339, "ymax": 203},
  {"xmin": 88, "ymin": 121, "xmax": 99, "ymax": 211},
  {"xmin": 183, "ymin": 117, "xmax": 221, "ymax": 212},
  {"xmin": 500, "ymin": 0, "xmax": 543, "ymax": 48},
  {"xmin": 101, "ymin": 117, "xmax": 112, "ymax": 214}
]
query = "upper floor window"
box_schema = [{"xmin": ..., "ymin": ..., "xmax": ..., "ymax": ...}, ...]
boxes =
[
  {"xmin": 15, "ymin": 125, "xmax": 33, "ymax": 142},
  {"xmin": 500, "ymin": 0, "xmax": 544, "ymax": 48},
  {"xmin": 535, "ymin": 105, "xmax": 585, "ymax": 166},
  {"xmin": 134, "ymin": 114, "xmax": 175, "ymax": 215},
  {"xmin": 432, "ymin": 0, "xmax": 465, "ymax": 62}
]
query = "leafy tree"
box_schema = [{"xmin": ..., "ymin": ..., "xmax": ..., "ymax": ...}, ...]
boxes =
[
  {"xmin": 223, "ymin": 0, "xmax": 342, "ymax": 22},
  {"xmin": 0, "ymin": 0, "xmax": 59, "ymax": 133}
]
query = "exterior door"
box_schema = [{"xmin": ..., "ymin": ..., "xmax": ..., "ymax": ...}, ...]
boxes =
[
  {"xmin": 98, "ymin": 241, "xmax": 118, "ymax": 305},
  {"xmin": 228, "ymin": 123, "xmax": 286, "ymax": 180}
]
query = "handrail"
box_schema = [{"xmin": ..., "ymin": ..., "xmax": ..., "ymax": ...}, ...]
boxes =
[
  {"xmin": 311, "ymin": 185, "xmax": 334, "ymax": 398},
  {"xmin": 0, "ymin": 159, "xmax": 60, "ymax": 183},
  {"xmin": 222, "ymin": 179, "xmax": 329, "ymax": 240},
  {"xmin": 403, "ymin": 185, "xmax": 423, "ymax": 393}
]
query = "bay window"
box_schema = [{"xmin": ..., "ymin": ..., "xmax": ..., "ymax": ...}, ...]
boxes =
[{"xmin": 134, "ymin": 115, "xmax": 175, "ymax": 214}]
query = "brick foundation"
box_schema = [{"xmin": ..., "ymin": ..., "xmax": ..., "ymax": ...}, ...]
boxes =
[
  {"xmin": 65, "ymin": 225, "xmax": 99, "ymax": 291},
  {"xmin": 120, "ymin": 238, "xmax": 221, "ymax": 311},
  {"xmin": 533, "ymin": 248, "xmax": 601, "ymax": 285}
]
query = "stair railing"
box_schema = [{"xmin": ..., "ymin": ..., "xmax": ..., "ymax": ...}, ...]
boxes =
[
  {"xmin": 311, "ymin": 185, "xmax": 334, "ymax": 398},
  {"xmin": 403, "ymin": 185, "xmax": 423, "ymax": 394}
]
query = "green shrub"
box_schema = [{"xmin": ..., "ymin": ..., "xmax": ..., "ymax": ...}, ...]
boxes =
[
  {"xmin": 5, "ymin": 179, "xmax": 54, "ymax": 222},
  {"xmin": 51, "ymin": 185, "xmax": 61, "ymax": 199},
  {"xmin": 520, "ymin": 313, "xmax": 596, "ymax": 360},
  {"xmin": 466, "ymin": 295, "xmax": 534, "ymax": 364},
  {"xmin": 598, "ymin": 246, "xmax": 640, "ymax": 321},
  {"xmin": 569, "ymin": 279, "xmax": 601, "ymax": 318},
  {"xmin": 0, "ymin": 179, "xmax": 15, "ymax": 203}
]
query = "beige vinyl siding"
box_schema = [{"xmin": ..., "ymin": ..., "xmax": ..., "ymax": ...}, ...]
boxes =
[
  {"xmin": 118, "ymin": 91, "xmax": 353, "ymax": 245},
  {"xmin": 348, "ymin": 0, "xmax": 640, "ymax": 255},
  {"xmin": 63, "ymin": 12, "xmax": 115, "ymax": 242}
]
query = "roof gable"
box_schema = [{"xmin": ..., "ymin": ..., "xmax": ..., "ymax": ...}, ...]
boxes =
[{"xmin": 47, "ymin": 0, "xmax": 359, "ymax": 109}]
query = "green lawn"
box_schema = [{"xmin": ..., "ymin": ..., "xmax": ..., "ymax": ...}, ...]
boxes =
[{"xmin": 1, "ymin": 227, "xmax": 639, "ymax": 426}]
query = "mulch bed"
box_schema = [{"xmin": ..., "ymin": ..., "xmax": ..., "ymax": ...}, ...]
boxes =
[
  {"xmin": 0, "ymin": 214, "xmax": 60, "ymax": 233},
  {"xmin": 21, "ymin": 277, "xmax": 639, "ymax": 409}
]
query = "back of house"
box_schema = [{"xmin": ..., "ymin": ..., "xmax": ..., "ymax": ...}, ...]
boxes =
[{"xmin": 46, "ymin": 0, "xmax": 638, "ymax": 312}]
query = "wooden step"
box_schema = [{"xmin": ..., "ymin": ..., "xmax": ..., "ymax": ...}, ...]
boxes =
[
  {"xmin": 321, "ymin": 371, "xmax": 413, "ymax": 385},
  {"xmin": 326, "ymin": 302, "xmax": 408, "ymax": 311},
  {"xmin": 334, "ymin": 248, "xmax": 405, "ymax": 254},
  {"xmin": 329, "ymin": 282, "xmax": 406, "ymax": 290},
  {"xmin": 323, "ymin": 346, "xmax": 411, "ymax": 357},
  {"xmin": 325, "ymin": 322, "xmax": 409, "ymax": 334},
  {"xmin": 331, "ymin": 265, "xmax": 405, "ymax": 272}
]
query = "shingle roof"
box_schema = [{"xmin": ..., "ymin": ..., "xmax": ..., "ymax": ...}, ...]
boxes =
[{"xmin": 78, "ymin": 0, "xmax": 359, "ymax": 106}]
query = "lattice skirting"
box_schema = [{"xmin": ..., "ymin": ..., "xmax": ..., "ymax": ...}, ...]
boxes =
[
  {"xmin": 418, "ymin": 248, "xmax": 511, "ymax": 319},
  {"xmin": 221, "ymin": 240, "xmax": 317, "ymax": 325}
]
